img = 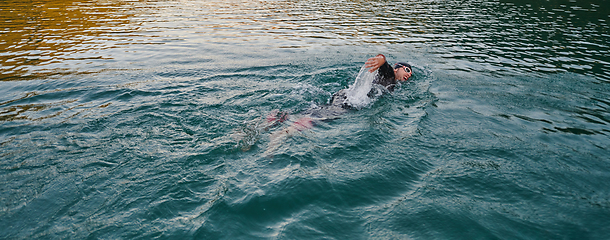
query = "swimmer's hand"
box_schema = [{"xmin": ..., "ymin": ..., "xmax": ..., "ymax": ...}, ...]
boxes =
[{"xmin": 365, "ymin": 54, "xmax": 386, "ymax": 73}]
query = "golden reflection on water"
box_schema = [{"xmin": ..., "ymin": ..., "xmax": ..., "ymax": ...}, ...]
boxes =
[
  {"xmin": 185, "ymin": 0, "xmax": 425, "ymax": 45},
  {"xmin": 0, "ymin": 0, "xmax": 133, "ymax": 81},
  {"xmin": 1, "ymin": 0, "xmax": 608, "ymax": 82},
  {"xmin": 0, "ymin": 98, "xmax": 78, "ymax": 121},
  {"xmin": 0, "ymin": 0, "xmax": 407, "ymax": 81}
]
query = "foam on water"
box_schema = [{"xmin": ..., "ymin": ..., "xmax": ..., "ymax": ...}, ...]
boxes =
[{"xmin": 344, "ymin": 65, "xmax": 377, "ymax": 109}]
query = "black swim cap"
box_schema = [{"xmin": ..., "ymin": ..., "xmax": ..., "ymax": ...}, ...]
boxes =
[{"xmin": 394, "ymin": 62, "xmax": 412, "ymax": 71}]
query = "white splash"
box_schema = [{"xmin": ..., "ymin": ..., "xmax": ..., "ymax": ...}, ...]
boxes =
[{"xmin": 344, "ymin": 64, "xmax": 377, "ymax": 109}]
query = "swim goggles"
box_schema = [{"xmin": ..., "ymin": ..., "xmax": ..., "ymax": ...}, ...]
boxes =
[{"xmin": 395, "ymin": 63, "xmax": 412, "ymax": 73}]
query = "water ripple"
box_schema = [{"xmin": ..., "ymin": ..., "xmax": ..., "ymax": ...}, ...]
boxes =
[
  {"xmin": 2, "ymin": 0, "xmax": 608, "ymax": 81},
  {"xmin": 1, "ymin": 0, "xmax": 610, "ymax": 239}
]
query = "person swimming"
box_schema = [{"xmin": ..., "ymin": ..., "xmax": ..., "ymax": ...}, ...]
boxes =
[
  {"xmin": 263, "ymin": 54, "xmax": 413, "ymax": 155},
  {"xmin": 330, "ymin": 54, "xmax": 412, "ymax": 108}
]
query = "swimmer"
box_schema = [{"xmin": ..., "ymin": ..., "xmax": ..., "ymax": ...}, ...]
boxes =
[
  {"xmin": 264, "ymin": 54, "xmax": 413, "ymax": 156},
  {"xmin": 365, "ymin": 54, "xmax": 413, "ymax": 86}
]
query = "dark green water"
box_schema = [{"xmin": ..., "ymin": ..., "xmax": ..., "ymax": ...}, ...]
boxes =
[{"xmin": 1, "ymin": 0, "xmax": 609, "ymax": 238}]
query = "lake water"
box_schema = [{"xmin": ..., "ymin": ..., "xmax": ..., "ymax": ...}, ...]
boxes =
[{"xmin": 1, "ymin": 0, "xmax": 609, "ymax": 238}]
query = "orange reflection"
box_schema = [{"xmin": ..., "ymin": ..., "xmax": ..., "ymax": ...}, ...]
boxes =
[{"xmin": 0, "ymin": 0, "xmax": 133, "ymax": 81}]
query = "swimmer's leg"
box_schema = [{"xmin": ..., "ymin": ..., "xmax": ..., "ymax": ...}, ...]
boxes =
[
  {"xmin": 264, "ymin": 117, "xmax": 314, "ymax": 156},
  {"xmin": 263, "ymin": 109, "xmax": 289, "ymax": 131},
  {"xmin": 234, "ymin": 110, "xmax": 290, "ymax": 152}
]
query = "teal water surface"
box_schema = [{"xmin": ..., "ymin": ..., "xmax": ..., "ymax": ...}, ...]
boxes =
[{"xmin": 1, "ymin": 0, "xmax": 610, "ymax": 239}]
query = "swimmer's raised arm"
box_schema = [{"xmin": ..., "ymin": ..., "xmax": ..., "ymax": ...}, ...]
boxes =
[{"xmin": 364, "ymin": 54, "xmax": 386, "ymax": 73}]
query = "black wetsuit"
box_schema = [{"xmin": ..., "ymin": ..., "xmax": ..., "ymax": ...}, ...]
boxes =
[
  {"xmin": 373, "ymin": 61, "xmax": 397, "ymax": 91},
  {"xmin": 301, "ymin": 62, "xmax": 397, "ymax": 120}
]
